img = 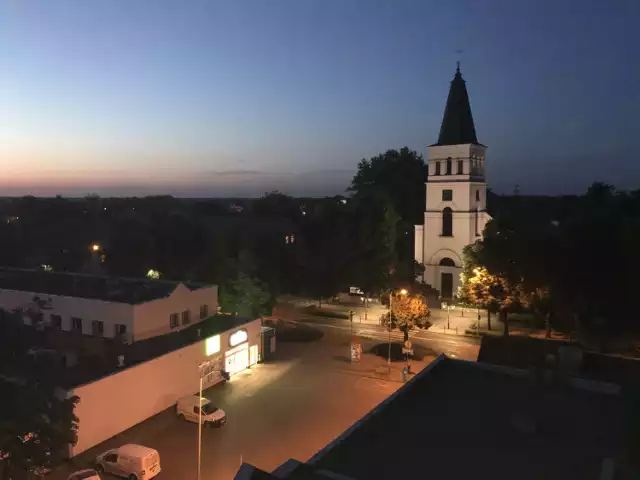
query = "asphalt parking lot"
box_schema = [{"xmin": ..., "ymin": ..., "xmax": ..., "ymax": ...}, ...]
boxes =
[{"xmin": 52, "ymin": 331, "xmax": 436, "ymax": 480}]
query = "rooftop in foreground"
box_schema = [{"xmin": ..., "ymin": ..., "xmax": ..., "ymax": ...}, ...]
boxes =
[
  {"xmin": 236, "ymin": 355, "xmax": 627, "ymax": 480},
  {"xmin": 0, "ymin": 267, "xmax": 211, "ymax": 304}
]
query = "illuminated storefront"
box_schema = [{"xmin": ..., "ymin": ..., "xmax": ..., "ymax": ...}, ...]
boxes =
[{"xmin": 224, "ymin": 328, "xmax": 254, "ymax": 376}]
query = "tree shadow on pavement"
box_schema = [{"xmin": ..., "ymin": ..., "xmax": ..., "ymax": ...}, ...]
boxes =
[
  {"xmin": 369, "ymin": 343, "xmax": 438, "ymax": 361},
  {"xmin": 332, "ymin": 355, "xmax": 351, "ymax": 363},
  {"xmin": 275, "ymin": 323, "xmax": 324, "ymax": 342}
]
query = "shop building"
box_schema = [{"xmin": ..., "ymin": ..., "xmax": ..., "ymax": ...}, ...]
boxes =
[{"xmin": 42, "ymin": 315, "xmax": 263, "ymax": 457}]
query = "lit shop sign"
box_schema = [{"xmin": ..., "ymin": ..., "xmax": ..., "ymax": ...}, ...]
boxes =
[
  {"xmin": 205, "ymin": 335, "xmax": 221, "ymax": 356},
  {"xmin": 229, "ymin": 329, "xmax": 248, "ymax": 347}
]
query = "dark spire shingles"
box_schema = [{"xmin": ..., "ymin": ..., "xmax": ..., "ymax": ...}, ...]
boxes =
[{"xmin": 434, "ymin": 64, "xmax": 480, "ymax": 146}]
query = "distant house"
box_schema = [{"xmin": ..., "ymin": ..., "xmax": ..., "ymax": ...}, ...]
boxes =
[
  {"xmin": 0, "ymin": 268, "xmax": 218, "ymax": 342},
  {"xmin": 235, "ymin": 354, "xmax": 627, "ymax": 480}
]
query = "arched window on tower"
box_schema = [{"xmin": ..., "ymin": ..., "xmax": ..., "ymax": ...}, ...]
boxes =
[
  {"xmin": 442, "ymin": 207, "xmax": 453, "ymax": 237},
  {"xmin": 446, "ymin": 157, "xmax": 452, "ymax": 175},
  {"xmin": 434, "ymin": 161, "xmax": 441, "ymax": 176},
  {"xmin": 439, "ymin": 257, "xmax": 456, "ymax": 267}
]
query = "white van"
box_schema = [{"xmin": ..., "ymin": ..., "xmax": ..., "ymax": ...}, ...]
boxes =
[
  {"xmin": 176, "ymin": 395, "xmax": 227, "ymax": 427},
  {"xmin": 95, "ymin": 444, "xmax": 161, "ymax": 480}
]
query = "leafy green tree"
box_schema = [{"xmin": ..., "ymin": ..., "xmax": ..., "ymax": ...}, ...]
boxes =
[
  {"xmin": 347, "ymin": 191, "xmax": 399, "ymax": 300},
  {"xmin": 219, "ymin": 273, "xmax": 271, "ymax": 318},
  {"xmin": 0, "ymin": 380, "xmax": 79, "ymax": 480},
  {"xmin": 380, "ymin": 293, "xmax": 430, "ymax": 341},
  {"xmin": 252, "ymin": 191, "xmax": 301, "ymax": 219},
  {"xmin": 466, "ymin": 182, "xmax": 640, "ymax": 341},
  {"xmin": 0, "ymin": 311, "xmax": 79, "ymax": 480},
  {"xmin": 349, "ymin": 147, "xmax": 426, "ymax": 286},
  {"xmin": 349, "ymin": 147, "xmax": 426, "ymax": 224}
]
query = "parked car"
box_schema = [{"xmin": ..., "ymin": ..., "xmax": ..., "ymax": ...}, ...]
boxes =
[
  {"xmin": 176, "ymin": 395, "xmax": 227, "ymax": 427},
  {"xmin": 67, "ymin": 469, "xmax": 101, "ymax": 480},
  {"xmin": 95, "ymin": 444, "xmax": 161, "ymax": 480}
]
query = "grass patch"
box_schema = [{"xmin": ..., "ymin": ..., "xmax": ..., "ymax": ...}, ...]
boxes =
[{"xmin": 275, "ymin": 323, "xmax": 324, "ymax": 342}]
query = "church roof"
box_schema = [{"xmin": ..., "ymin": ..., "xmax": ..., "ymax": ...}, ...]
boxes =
[{"xmin": 433, "ymin": 64, "xmax": 481, "ymax": 146}]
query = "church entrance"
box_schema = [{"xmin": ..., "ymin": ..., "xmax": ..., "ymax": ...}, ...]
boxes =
[{"xmin": 440, "ymin": 272, "xmax": 453, "ymax": 299}]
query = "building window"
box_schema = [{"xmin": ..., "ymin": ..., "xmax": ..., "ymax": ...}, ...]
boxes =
[
  {"xmin": 457, "ymin": 160, "xmax": 463, "ymax": 174},
  {"xmin": 181, "ymin": 310, "xmax": 191, "ymax": 326},
  {"xmin": 200, "ymin": 304, "xmax": 209, "ymax": 319},
  {"xmin": 115, "ymin": 324, "xmax": 127, "ymax": 336},
  {"xmin": 50, "ymin": 314, "xmax": 62, "ymax": 329},
  {"xmin": 170, "ymin": 313, "xmax": 179, "ymax": 329},
  {"xmin": 446, "ymin": 157, "xmax": 452, "ymax": 175},
  {"xmin": 71, "ymin": 317, "xmax": 82, "ymax": 333},
  {"xmin": 475, "ymin": 208, "xmax": 480, "ymax": 236},
  {"xmin": 92, "ymin": 320, "xmax": 104, "ymax": 337},
  {"xmin": 442, "ymin": 190, "xmax": 453, "ymax": 201},
  {"xmin": 434, "ymin": 162, "xmax": 441, "ymax": 176},
  {"xmin": 439, "ymin": 257, "xmax": 456, "ymax": 267},
  {"xmin": 476, "ymin": 190, "xmax": 480, "ymax": 202},
  {"xmin": 442, "ymin": 207, "xmax": 453, "ymax": 237}
]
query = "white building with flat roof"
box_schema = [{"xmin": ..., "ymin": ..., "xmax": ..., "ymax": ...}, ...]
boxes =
[{"xmin": 0, "ymin": 268, "xmax": 218, "ymax": 342}]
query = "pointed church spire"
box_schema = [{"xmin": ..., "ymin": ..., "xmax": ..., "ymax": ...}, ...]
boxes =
[{"xmin": 435, "ymin": 64, "xmax": 479, "ymax": 146}]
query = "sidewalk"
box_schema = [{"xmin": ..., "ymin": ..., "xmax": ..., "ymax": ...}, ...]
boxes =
[{"xmin": 333, "ymin": 345, "xmax": 434, "ymax": 384}]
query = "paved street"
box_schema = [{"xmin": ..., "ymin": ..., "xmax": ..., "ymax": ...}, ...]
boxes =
[
  {"xmin": 282, "ymin": 297, "xmax": 499, "ymax": 338},
  {"xmin": 52, "ymin": 328, "xmax": 472, "ymax": 480},
  {"xmin": 295, "ymin": 317, "xmax": 480, "ymax": 361}
]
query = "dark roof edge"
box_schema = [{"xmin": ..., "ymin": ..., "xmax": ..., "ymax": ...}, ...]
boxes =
[
  {"xmin": 457, "ymin": 357, "xmax": 621, "ymax": 395},
  {"xmin": 427, "ymin": 142, "xmax": 487, "ymax": 148},
  {"xmin": 233, "ymin": 463, "xmax": 260, "ymax": 480},
  {"xmin": 307, "ymin": 354, "xmax": 449, "ymax": 466},
  {"xmin": 308, "ymin": 355, "xmax": 621, "ymax": 467}
]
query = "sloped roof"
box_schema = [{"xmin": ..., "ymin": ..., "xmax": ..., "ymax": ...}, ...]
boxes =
[
  {"xmin": 0, "ymin": 268, "xmax": 211, "ymax": 305},
  {"xmin": 433, "ymin": 64, "xmax": 480, "ymax": 146}
]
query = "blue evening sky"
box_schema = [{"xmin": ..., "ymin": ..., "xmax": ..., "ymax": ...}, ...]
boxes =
[{"xmin": 0, "ymin": 0, "xmax": 638, "ymax": 197}]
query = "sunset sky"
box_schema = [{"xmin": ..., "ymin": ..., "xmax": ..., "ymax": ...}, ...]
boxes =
[{"xmin": 1, "ymin": 0, "xmax": 638, "ymax": 197}]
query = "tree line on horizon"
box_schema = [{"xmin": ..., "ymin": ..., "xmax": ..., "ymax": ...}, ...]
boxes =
[{"xmin": 1, "ymin": 147, "xmax": 639, "ymax": 477}]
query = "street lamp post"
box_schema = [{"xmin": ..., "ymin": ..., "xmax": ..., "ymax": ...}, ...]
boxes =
[
  {"xmin": 197, "ymin": 375, "xmax": 203, "ymax": 480},
  {"xmin": 197, "ymin": 361, "xmax": 229, "ymax": 480},
  {"xmin": 388, "ymin": 289, "xmax": 408, "ymax": 371},
  {"xmin": 388, "ymin": 292, "xmax": 392, "ymax": 370}
]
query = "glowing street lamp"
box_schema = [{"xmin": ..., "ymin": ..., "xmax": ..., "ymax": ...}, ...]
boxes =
[
  {"xmin": 90, "ymin": 243, "xmax": 101, "ymax": 252},
  {"xmin": 146, "ymin": 269, "xmax": 161, "ymax": 280},
  {"xmin": 388, "ymin": 288, "xmax": 409, "ymax": 370}
]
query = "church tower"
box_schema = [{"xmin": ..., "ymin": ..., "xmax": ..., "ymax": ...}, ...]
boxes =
[{"xmin": 414, "ymin": 64, "xmax": 491, "ymax": 299}]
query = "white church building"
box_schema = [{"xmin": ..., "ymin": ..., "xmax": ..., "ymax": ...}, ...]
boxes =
[{"xmin": 415, "ymin": 65, "xmax": 491, "ymax": 299}]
